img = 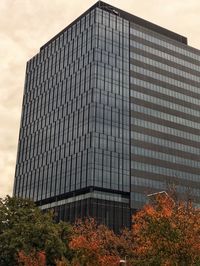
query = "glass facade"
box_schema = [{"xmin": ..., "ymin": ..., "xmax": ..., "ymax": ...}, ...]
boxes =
[
  {"xmin": 14, "ymin": 9, "xmax": 97, "ymax": 202},
  {"xmin": 130, "ymin": 23, "xmax": 200, "ymax": 209},
  {"xmin": 13, "ymin": 1, "xmax": 200, "ymax": 230},
  {"xmin": 92, "ymin": 8, "xmax": 130, "ymax": 192},
  {"xmin": 14, "ymin": 4, "xmax": 130, "ymax": 231}
]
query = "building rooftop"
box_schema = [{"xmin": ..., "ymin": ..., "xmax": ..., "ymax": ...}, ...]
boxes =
[{"xmin": 41, "ymin": 1, "xmax": 187, "ymax": 51}]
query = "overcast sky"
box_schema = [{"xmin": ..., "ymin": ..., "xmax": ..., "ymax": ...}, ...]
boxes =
[{"xmin": 0, "ymin": 0, "xmax": 200, "ymax": 198}]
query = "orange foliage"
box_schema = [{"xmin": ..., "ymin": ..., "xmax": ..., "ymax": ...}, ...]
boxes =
[
  {"xmin": 132, "ymin": 194, "xmax": 200, "ymax": 265},
  {"xmin": 18, "ymin": 250, "xmax": 46, "ymax": 266},
  {"xmin": 144, "ymin": 205, "xmax": 155, "ymax": 216},
  {"xmin": 69, "ymin": 218, "xmax": 121, "ymax": 266},
  {"xmin": 70, "ymin": 234, "xmax": 100, "ymax": 252},
  {"xmin": 99, "ymin": 255, "xmax": 120, "ymax": 266}
]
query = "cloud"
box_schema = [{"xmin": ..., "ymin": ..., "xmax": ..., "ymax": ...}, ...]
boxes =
[{"xmin": 0, "ymin": 0, "xmax": 200, "ymax": 198}]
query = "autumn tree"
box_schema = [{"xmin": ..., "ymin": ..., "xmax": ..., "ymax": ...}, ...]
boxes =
[
  {"xmin": 69, "ymin": 218, "xmax": 123, "ymax": 266},
  {"xmin": 131, "ymin": 194, "xmax": 200, "ymax": 265},
  {"xmin": 0, "ymin": 196, "xmax": 72, "ymax": 266}
]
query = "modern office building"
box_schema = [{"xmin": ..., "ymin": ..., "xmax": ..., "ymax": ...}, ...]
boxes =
[{"xmin": 14, "ymin": 1, "xmax": 200, "ymax": 231}]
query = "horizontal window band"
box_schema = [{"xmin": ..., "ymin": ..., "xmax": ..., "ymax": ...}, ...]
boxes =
[
  {"xmin": 130, "ymin": 55, "xmax": 200, "ymax": 85},
  {"xmin": 131, "ymin": 155, "xmax": 200, "ymax": 175},
  {"xmin": 131, "ymin": 103, "xmax": 200, "ymax": 132},
  {"xmin": 129, "ymin": 46, "xmax": 200, "ymax": 77},
  {"xmin": 131, "ymin": 111, "xmax": 200, "ymax": 136},
  {"xmin": 130, "ymin": 83, "xmax": 200, "ymax": 112},
  {"xmin": 130, "ymin": 60, "xmax": 200, "ymax": 89},
  {"xmin": 130, "ymin": 169, "xmax": 200, "ymax": 190},
  {"xmin": 130, "ymin": 34, "xmax": 200, "ymax": 67},
  {"xmin": 131, "ymin": 131, "xmax": 200, "ymax": 155},
  {"xmin": 131, "ymin": 147, "xmax": 198, "ymax": 169},
  {"xmin": 130, "ymin": 139, "xmax": 199, "ymax": 162},
  {"xmin": 131, "ymin": 117, "xmax": 200, "ymax": 143},
  {"xmin": 130, "ymin": 72, "xmax": 200, "ymax": 101},
  {"xmin": 131, "ymin": 125, "xmax": 200, "ymax": 149},
  {"xmin": 130, "ymin": 97, "xmax": 200, "ymax": 123}
]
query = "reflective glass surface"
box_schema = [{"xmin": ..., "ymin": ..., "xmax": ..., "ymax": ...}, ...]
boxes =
[{"xmin": 130, "ymin": 23, "xmax": 200, "ymax": 209}]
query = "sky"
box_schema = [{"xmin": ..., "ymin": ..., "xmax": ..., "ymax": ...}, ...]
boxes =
[{"xmin": 0, "ymin": 0, "xmax": 200, "ymax": 198}]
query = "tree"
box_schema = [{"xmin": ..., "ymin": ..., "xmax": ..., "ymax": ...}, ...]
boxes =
[
  {"xmin": 0, "ymin": 196, "xmax": 72, "ymax": 266},
  {"xmin": 69, "ymin": 218, "xmax": 121, "ymax": 266},
  {"xmin": 131, "ymin": 194, "xmax": 200, "ymax": 265}
]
